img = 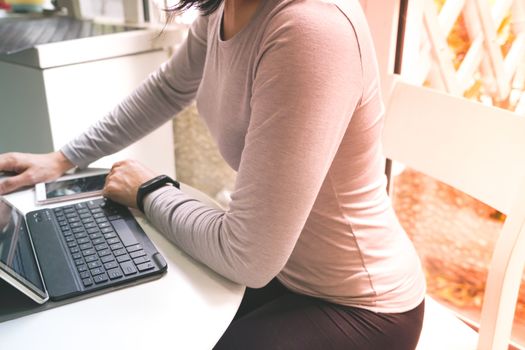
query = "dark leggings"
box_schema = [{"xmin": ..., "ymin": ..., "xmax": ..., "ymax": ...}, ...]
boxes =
[{"xmin": 214, "ymin": 278, "xmax": 424, "ymax": 350}]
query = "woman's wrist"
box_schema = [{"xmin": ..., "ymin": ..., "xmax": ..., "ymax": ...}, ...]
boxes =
[{"xmin": 52, "ymin": 151, "xmax": 75, "ymax": 173}]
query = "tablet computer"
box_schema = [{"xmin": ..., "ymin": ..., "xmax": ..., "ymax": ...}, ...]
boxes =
[{"xmin": 0, "ymin": 198, "xmax": 49, "ymax": 303}]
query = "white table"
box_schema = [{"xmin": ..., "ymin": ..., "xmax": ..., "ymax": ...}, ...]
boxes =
[{"xmin": 0, "ymin": 181, "xmax": 245, "ymax": 350}]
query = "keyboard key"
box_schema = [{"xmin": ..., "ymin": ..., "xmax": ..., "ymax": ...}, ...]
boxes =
[
  {"xmin": 89, "ymin": 232, "xmax": 103, "ymax": 240},
  {"xmin": 82, "ymin": 249, "xmax": 95, "ymax": 256},
  {"xmin": 95, "ymin": 243, "xmax": 109, "ymax": 251},
  {"xmin": 80, "ymin": 271, "xmax": 90, "ymax": 279},
  {"xmin": 94, "ymin": 274, "xmax": 108, "ymax": 284},
  {"xmin": 130, "ymin": 250, "xmax": 146, "ymax": 259},
  {"xmin": 113, "ymin": 248, "xmax": 126, "ymax": 257},
  {"xmin": 101, "ymin": 255, "xmax": 115, "ymax": 263},
  {"xmin": 72, "ymin": 227, "xmax": 85, "ymax": 234},
  {"xmin": 98, "ymin": 249, "xmax": 111, "ymax": 257},
  {"xmin": 92, "ymin": 237, "xmax": 105, "ymax": 245},
  {"xmin": 72, "ymin": 252, "xmax": 82, "ymax": 260},
  {"xmin": 77, "ymin": 264, "xmax": 87, "ymax": 272},
  {"xmin": 95, "ymin": 243, "xmax": 109, "ymax": 250},
  {"xmin": 85, "ymin": 255, "xmax": 98, "ymax": 263},
  {"xmin": 79, "ymin": 243, "xmax": 93, "ymax": 250},
  {"xmin": 87, "ymin": 201, "xmax": 99, "ymax": 209},
  {"xmin": 67, "ymin": 241, "xmax": 78, "ymax": 248},
  {"xmin": 117, "ymin": 255, "xmax": 130, "ymax": 263},
  {"xmin": 104, "ymin": 261, "xmax": 119, "ymax": 270},
  {"xmin": 74, "ymin": 258, "xmax": 84, "ymax": 266},
  {"xmin": 107, "ymin": 215, "xmax": 121, "ymax": 221},
  {"xmin": 133, "ymin": 256, "xmax": 150, "ymax": 265},
  {"xmin": 110, "ymin": 243, "xmax": 123, "ymax": 251},
  {"xmin": 101, "ymin": 202, "xmax": 118, "ymax": 212},
  {"xmin": 77, "ymin": 237, "xmax": 90, "ymax": 245},
  {"xmin": 101, "ymin": 227, "xmax": 114, "ymax": 234},
  {"xmin": 107, "ymin": 238, "xmax": 120, "ymax": 245},
  {"xmin": 137, "ymin": 262, "xmax": 155, "ymax": 272},
  {"xmin": 75, "ymin": 203, "xmax": 87, "ymax": 209},
  {"xmin": 74, "ymin": 232, "xmax": 87, "ymax": 239},
  {"xmin": 70, "ymin": 246, "xmax": 80, "ymax": 254},
  {"xmin": 95, "ymin": 217, "xmax": 108, "ymax": 224},
  {"xmin": 120, "ymin": 261, "xmax": 137, "ymax": 276},
  {"xmin": 87, "ymin": 261, "xmax": 102, "ymax": 269},
  {"xmin": 62, "ymin": 230, "xmax": 73, "ymax": 237},
  {"xmin": 98, "ymin": 222, "xmax": 111, "ymax": 229},
  {"xmin": 87, "ymin": 227, "xmax": 100, "ymax": 234},
  {"xmin": 103, "ymin": 231, "xmax": 116, "ymax": 238},
  {"xmin": 81, "ymin": 217, "xmax": 94, "ymax": 224},
  {"xmin": 126, "ymin": 244, "xmax": 142, "ymax": 253},
  {"xmin": 82, "ymin": 278, "xmax": 93, "ymax": 287},
  {"xmin": 107, "ymin": 268, "xmax": 123, "ymax": 280},
  {"xmin": 90, "ymin": 267, "xmax": 104, "ymax": 276}
]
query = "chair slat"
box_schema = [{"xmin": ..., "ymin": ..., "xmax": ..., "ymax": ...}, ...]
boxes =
[{"xmin": 383, "ymin": 80, "xmax": 525, "ymax": 215}]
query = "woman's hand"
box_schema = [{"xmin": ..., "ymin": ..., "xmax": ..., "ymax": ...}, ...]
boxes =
[
  {"xmin": 103, "ymin": 160, "xmax": 157, "ymax": 209},
  {"xmin": 0, "ymin": 151, "xmax": 75, "ymax": 194}
]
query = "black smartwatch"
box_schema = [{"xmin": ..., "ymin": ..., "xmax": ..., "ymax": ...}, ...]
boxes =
[{"xmin": 136, "ymin": 175, "xmax": 180, "ymax": 212}]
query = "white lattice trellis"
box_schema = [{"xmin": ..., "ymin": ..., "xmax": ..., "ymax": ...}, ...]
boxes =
[{"xmin": 403, "ymin": 0, "xmax": 525, "ymax": 113}]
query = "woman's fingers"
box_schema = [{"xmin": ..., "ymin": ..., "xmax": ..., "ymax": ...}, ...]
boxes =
[
  {"xmin": 0, "ymin": 172, "xmax": 34, "ymax": 194},
  {"xmin": 0, "ymin": 151, "xmax": 75, "ymax": 194},
  {"xmin": 0, "ymin": 152, "xmax": 26, "ymax": 173}
]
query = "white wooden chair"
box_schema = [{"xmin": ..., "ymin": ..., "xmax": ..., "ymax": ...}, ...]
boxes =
[{"xmin": 382, "ymin": 75, "xmax": 525, "ymax": 350}]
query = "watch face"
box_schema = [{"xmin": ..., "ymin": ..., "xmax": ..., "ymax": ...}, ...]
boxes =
[{"xmin": 141, "ymin": 175, "xmax": 164, "ymax": 189}]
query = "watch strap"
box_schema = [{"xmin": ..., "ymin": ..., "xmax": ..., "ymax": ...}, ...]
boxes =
[{"xmin": 136, "ymin": 175, "xmax": 180, "ymax": 213}]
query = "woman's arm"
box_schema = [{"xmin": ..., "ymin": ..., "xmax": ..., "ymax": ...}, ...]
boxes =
[
  {"xmin": 61, "ymin": 16, "xmax": 209, "ymax": 168},
  {"xmin": 144, "ymin": 5, "xmax": 366, "ymax": 287}
]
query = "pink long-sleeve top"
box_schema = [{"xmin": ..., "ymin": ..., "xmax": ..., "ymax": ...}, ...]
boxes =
[{"xmin": 62, "ymin": 0, "xmax": 426, "ymax": 313}]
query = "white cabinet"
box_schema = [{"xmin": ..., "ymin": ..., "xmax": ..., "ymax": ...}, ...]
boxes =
[{"xmin": 0, "ymin": 26, "xmax": 185, "ymax": 177}]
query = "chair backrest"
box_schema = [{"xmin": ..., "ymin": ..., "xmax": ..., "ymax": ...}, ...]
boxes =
[{"xmin": 382, "ymin": 75, "xmax": 525, "ymax": 350}]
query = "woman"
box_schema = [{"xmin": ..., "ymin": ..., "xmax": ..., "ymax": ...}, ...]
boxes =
[{"xmin": 0, "ymin": 0, "xmax": 426, "ymax": 348}]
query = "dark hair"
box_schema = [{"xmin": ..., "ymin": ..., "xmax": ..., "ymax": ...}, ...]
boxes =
[{"xmin": 166, "ymin": 0, "xmax": 224, "ymax": 16}]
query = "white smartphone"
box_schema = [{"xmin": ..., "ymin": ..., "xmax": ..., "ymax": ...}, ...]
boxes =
[{"xmin": 35, "ymin": 170, "xmax": 109, "ymax": 204}]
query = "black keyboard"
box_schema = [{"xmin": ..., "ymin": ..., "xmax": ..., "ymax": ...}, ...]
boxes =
[{"xmin": 52, "ymin": 198, "xmax": 160, "ymax": 289}]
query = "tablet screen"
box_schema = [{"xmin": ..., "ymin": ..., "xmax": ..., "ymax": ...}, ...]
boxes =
[
  {"xmin": 45, "ymin": 173, "xmax": 107, "ymax": 199},
  {"xmin": 0, "ymin": 198, "xmax": 47, "ymax": 299}
]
